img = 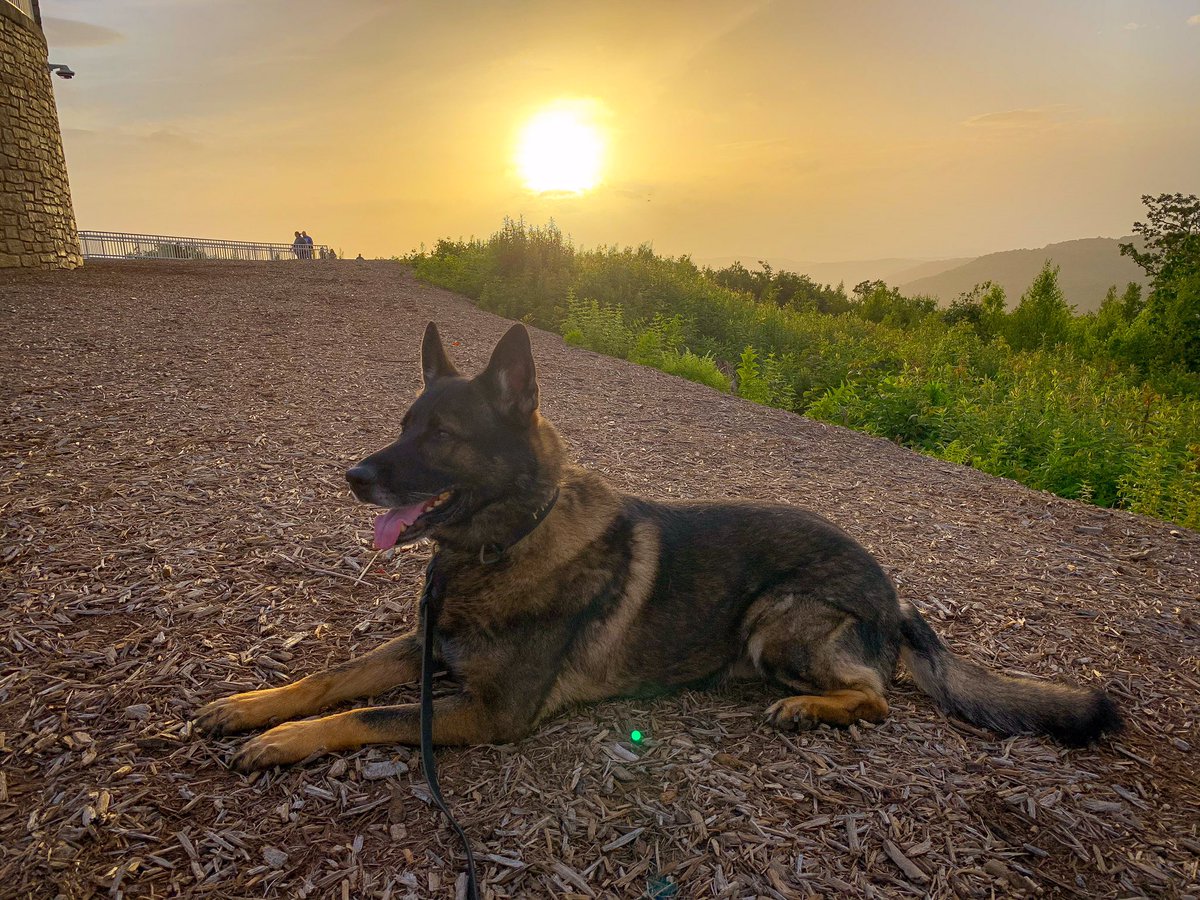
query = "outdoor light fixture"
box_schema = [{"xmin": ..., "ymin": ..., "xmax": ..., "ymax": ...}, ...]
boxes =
[{"xmin": 47, "ymin": 63, "xmax": 75, "ymax": 79}]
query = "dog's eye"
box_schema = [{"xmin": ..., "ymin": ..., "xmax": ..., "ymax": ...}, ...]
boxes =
[{"xmin": 434, "ymin": 428, "xmax": 454, "ymax": 441}]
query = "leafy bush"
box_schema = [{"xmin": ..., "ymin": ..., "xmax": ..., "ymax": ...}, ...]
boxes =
[
  {"xmin": 405, "ymin": 212, "xmax": 1200, "ymax": 529},
  {"xmin": 630, "ymin": 314, "xmax": 685, "ymax": 366},
  {"xmin": 561, "ymin": 294, "xmax": 635, "ymax": 359},
  {"xmin": 658, "ymin": 350, "xmax": 730, "ymax": 392},
  {"xmin": 736, "ymin": 346, "xmax": 796, "ymax": 409}
]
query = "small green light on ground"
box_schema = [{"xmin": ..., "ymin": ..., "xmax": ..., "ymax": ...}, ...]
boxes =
[{"xmin": 630, "ymin": 730, "xmax": 643, "ymax": 743}]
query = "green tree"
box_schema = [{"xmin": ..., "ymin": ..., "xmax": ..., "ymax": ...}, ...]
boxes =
[
  {"xmin": 1120, "ymin": 193, "xmax": 1200, "ymax": 282},
  {"xmin": 1121, "ymin": 281, "xmax": 1144, "ymax": 321},
  {"xmin": 708, "ymin": 261, "xmax": 848, "ymax": 313},
  {"xmin": 1083, "ymin": 284, "xmax": 1135, "ymax": 353},
  {"xmin": 707, "ymin": 260, "xmax": 759, "ymax": 297},
  {"xmin": 1006, "ymin": 261, "xmax": 1072, "ymax": 352},
  {"xmin": 944, "ymin": 281, "xmax": 1007, "ymax": 341},
  {"xmin": 1120, "ymin": 193, "xmax": 1200, "ymax": 373},
  {"xmin": 853, "ymin": 281, "xmax": 937, "ymax": 329}
]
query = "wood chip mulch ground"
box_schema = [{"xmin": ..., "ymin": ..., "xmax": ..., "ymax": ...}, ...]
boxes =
[{"xmin": 1, "ymin": 260, "xmax": 1198, "ymax": 899}]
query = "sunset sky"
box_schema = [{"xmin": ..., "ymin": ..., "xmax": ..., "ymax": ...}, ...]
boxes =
[{"xmin": 43, "ymin": 0, "xmax": 1200, "ymax": 264}]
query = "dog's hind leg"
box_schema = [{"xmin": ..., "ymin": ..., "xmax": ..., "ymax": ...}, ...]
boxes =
[
  {"xmin": 195, "ymin": 631, "xmax": 422, "ymax": 736},
  {"xmin": 766, "ymin": 687, "xmax": 889, "ymax": 730},
  {"xmin": 743, "ymin": 593, "xmax": 897, "ymax": 732}
]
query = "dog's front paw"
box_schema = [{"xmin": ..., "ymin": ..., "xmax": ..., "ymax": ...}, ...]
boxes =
[
  {"xmin": 765, "ymin": 696, "xmax": 818, "ymax": 732},
  {"xmin": 195, "ymin": 689, "xmax": 286, "ymax": 736},
  {"xmin": 230, "ymin": 720, "xmax": 328, "ymax": 772}
]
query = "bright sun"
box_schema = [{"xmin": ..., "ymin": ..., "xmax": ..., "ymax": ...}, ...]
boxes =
[{"xmin": 516, "ymin": 104, "xmax": 605, "ymax": 194}]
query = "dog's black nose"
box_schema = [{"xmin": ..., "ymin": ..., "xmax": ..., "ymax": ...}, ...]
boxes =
[{"xmin": 346, "ymin": 465, "xmax": 375, "ymax": 491}]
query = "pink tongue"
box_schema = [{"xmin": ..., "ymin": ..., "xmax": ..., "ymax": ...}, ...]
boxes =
[{"xmin": 373, "ymin": 502, "xmax": 428, "ymax": 550}]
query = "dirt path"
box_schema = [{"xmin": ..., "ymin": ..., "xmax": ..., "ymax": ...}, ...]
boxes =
[{"xmin": 2, "ymin": 261, "xmax": 1197, "ymax": 898}]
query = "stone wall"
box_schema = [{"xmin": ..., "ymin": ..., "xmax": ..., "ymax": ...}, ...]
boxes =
[{"xmin": 0, "ymin": 1, "xmax": 82, "ymax": 269}]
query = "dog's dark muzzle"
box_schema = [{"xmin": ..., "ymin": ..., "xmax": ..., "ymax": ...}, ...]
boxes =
[
  {"xmin": 346, "ymin": 444, "xmax": 453, "ymax": 507},
  {"xmin": 345, "ymin": 464, "xmax": 377, "ymax": 501}
]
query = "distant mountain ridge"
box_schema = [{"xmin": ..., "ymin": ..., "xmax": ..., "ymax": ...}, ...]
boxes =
[
  {"xmin": 898, "ymin": 237, "xmax": 1147, "ymax": 312},
  {"xmin": 706, "ymin": 236, "xmax": 1148, "ymax": 313}
]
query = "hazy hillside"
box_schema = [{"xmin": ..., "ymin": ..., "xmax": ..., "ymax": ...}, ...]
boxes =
[
  {"xmin": 885, "ymin": 257, "xmax": 975, "ymax": 287},
  {"xmin": 899, "ymin": 237, "xmax": 1147, "ymax": 312},
  {"xmin": 794, "ymin": 257, "xmax": 972, "ymax": 289}
]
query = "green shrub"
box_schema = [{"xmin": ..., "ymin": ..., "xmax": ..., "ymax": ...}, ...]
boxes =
[
  {"xmin": 736, "ymin": 345, "xmax": 797, "ymax": 410},
  {"xmin": 630, "ymin": 314, "xmax": 685, "ymax": 366},
  {"xmin": 405, "ymin": 216, "xmax": 1200, "ymax": 529},
  {"xmin": 736, "ymin": 346, "xmax": 771, "ymax": 404},
  {"xmin": 560, "ymin": 293, "xmax": 635, "ymax": 359},
  {"xmin": 658, "ymin": 350, "xmax": 730, "ymax": 392}
]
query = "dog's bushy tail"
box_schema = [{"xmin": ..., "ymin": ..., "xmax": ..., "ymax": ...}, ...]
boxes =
[{"xmin": 898, "ymin": 601, "xmax": 1121, "ymax": 746}]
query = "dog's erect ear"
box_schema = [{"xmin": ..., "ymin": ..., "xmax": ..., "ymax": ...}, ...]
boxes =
[
  {"xmin": 421, "ymin": 322, "xmax": 459, "ymax": 386},
  {"xmin": 477, "ymin": 324, "xmax": 538, "ymax": 421}
]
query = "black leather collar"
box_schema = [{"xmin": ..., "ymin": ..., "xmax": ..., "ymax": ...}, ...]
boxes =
[{"xmin": 477, "ymin": 488, "xmax": 560, "ymax": 565}]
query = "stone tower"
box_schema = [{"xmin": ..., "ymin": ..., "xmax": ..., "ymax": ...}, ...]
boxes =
[{"xmin": 1, "ymin": 0, "xmax": 82, "ymax": 269}]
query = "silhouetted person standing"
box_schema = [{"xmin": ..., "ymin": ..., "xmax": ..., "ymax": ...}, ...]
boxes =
[
  {"xmin": 292, "ymin": 231, "xmax": 303, "ymax": 259},
  {"xmin": 301, "ymin": 231, "xmax": 314, "ymax": 260}
]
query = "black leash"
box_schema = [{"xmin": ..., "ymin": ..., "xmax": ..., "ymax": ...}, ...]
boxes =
[
  {"xmin": 419, "ymin": 560, "xmax": 479, "ymax": 900},
  {"xmin": 417, "ymin": 490, "xmax": 560, "ymax": 899}
]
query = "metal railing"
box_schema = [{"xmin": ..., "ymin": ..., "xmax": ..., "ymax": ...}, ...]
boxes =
[
  {"xmin": 79, "ymin": 230, "xmax": 335, "ymax": 262},
  {"xmin": 4, "ymin": 0, "xmax": 35, "ymax": 18}
]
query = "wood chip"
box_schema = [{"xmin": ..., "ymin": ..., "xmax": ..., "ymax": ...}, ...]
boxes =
[
  {"xmin": 601, "ymin": 827, "xmax": 645, "ymax": 852},
  {"xmin": 883, "ymin": 839, "xmax": 929, "ymax": 883}
]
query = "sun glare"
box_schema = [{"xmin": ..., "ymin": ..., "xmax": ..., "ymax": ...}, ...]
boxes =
[{"xmin": 516, "ymin": 104, "xmax": 605, "ymax": 195}]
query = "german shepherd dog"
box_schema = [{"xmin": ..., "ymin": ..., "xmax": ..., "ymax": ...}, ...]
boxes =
[{"xmin": 197, "ymin": 323, "xmax": 1120, "ymax": 770}]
